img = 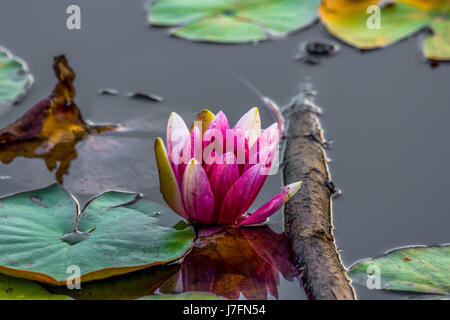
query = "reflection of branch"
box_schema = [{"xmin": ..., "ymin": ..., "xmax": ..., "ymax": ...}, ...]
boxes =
[{"xmin": 282, "ymin": 85, "xmax": 355, "ymax": 300}]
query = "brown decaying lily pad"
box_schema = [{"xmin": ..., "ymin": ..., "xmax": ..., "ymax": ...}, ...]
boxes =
[{"xmin": 0, "ymin": 56, "xmax": 118, "ymax": 183}]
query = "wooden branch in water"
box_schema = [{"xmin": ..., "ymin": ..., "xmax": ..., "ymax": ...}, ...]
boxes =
[{"xmin": 281, "ymin": 86, "xmax": 356, "ymax": 300}]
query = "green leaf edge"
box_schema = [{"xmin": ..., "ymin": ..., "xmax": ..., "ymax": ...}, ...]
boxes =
[
  {"xmin": 146, "ymin": 0, "xmax": 319, "ymax": 44},
  {"xmin": 348, "ymin": 244, "xmax": 450, "ymax": 295},
  {"xmin": 0, "ymin": 46, "xmax": 34, "ymax": 105},
  {"xmin": 0, "ymin": 183, "xmax": 195, "ymax": 286}
]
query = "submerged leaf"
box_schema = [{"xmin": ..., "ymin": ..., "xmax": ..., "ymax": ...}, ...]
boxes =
[
  {"xmin": 349, "ymin": 245, "xmax": 450, "ymax": 295},
  {"xmin": 0, "ymin": 274, "xmax": 71, "ymax": 300},
  {"xmin": 140, "ymin": 292, "xmax": 225, "ymax": 300},
  {"xmin": 47, "ymin": 264, "xmax": 180, "ymax": 300},
  {"xmin": 0, "ymin": 47, "xmax": 33, "ymax": 111},
  {"xmin": 149, "ymin": 0, "xmax": 320, "ymax": 43},
  {"xmin": 0, "ymin": 56, "xmax": 118, "ymax": 183},
  {"xmin": 319, "ymin": 0, "xmax": 450, "ymax": 61},
  {"xmin": 0, "ymin": 184, "xmax": 195, "ymax": 285}
]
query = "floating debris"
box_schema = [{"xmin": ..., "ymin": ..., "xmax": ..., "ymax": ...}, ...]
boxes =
[
  {"xmin": 126, "ymin": 91, "xmax": 163, "ymax": 102},
  {"xmin": 98, "ymin": 88, "xmax": 119, "ymax": 95},
  {"xmin": 295, "ymin": 40, "xmax": 340, "ymax": 65},
  {"xmin": 0, "ymin": 56, "xmax": 118, "ymax": 183}
]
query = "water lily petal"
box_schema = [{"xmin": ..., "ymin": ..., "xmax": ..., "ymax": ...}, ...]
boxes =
[
  {"xmin": 196, "ymin": 226, "xmax": 225, "ymax": 237},
  {"xmin": 238, "ymin": 181, "xmax": 302, "ymax": 226},
  {"xmin": 182, "ymin": 158, "xmax": 215, "ymax": 225},
  {"xmin": 178, "ymin": 126, "xmax": 202, "ymax": 182},
  {"xmin": 190, "ymin": 125, "xmax": 202, "ymax": 162},
  {"xmin": 218, "ymin": 164, "xmax": 268, "ymax": 225},
  {"xmin": 154, "ymin": 137, "xmax": 187, "ymax": 219},
  {"xmin": 208, "ymin": 111, "xmax": 230, "ymax": 138},
  {"xmin": 206, "ymin": 152, "xmax": 240, "ymax": 222},
  {"xmin": 202, "ymin": 111, "xmax": 230, "ymax": 156},
  {"xmin": 225, "ymin": 127, "xmax": 249, "ymax": 173},
  {"xmin": 190, "ymin": 109, "xmax": 215, "ymax": 136},
  {"xmin": 234, "ymin": 107, "xmax": 261, "ymax": 148},
  {"xmin": 167, "ymin": 112, "xmax": 190, "ymax": 181},
  {"xmin": 247, "ymin": 123, "xmax": 279, "ymax": 171}
]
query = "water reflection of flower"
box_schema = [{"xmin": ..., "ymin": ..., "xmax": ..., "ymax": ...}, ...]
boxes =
[{"xmin": 161, "ymin": 226, "xmax": 295, "ymax": 300}]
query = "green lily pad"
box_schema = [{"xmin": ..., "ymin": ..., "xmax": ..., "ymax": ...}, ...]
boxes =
[
  {"xmin": 0, "ymin": 274, "xmax": 71, "ymax": 300},
  {"xmin": 349, "ymin": 245, "xmax": 450, "ymax": 295},
  {"xmin": 0, "ymin": 47, "xmax": 33, "ymax": 108},
  {"xmin": 0, "ymin": 184, "xmax": 195, "ymax": 285},
  {"xmin": 319, "ymin": 0, "xmax": 450, "ymax": 61},
  {"xmin": 149, "ymin": 0, "xmax": 320, "ymax": 43},
  {"xmin": 140, "ymin": 292, "xmax": 225, "ymax": 300}
]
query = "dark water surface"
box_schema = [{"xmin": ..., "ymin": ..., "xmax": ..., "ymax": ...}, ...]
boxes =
[{"xmin": 0, "ymin": 0, "xmax": 449, "ymax": 299}]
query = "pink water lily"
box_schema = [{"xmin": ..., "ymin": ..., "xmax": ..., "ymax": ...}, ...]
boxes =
[{"xmin": 154, "ymin": 108, "xmax": 302, "ymax": 227}]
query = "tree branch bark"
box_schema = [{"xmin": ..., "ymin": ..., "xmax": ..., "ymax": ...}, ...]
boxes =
[{"xmin": 281, "ymin": 86, "xmax": 356, "ymax": 300}]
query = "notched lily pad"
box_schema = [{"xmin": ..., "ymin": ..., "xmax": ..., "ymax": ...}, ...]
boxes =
[
  {"xmin": 0, "ymin": 184, "xmax": 195, "ymax": 285},
  {"xmin": 149, "ymin": 0, "xmax": 320, "ymax": 43},
  {"xmin": 319, "ymin": 0, "xmax": 450, "ymax": 61},
  {"xmin": 0, "ymin": 47, "xmax": 33, "ymax": 110},
  {"xmin": 349, "ymin": 245, "xmax": 450, "ymax": 295}
]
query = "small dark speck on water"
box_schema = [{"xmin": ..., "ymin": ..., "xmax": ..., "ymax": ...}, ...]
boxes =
[
  {"xmin": 429, "ymin": 62, "xmax": 440, "ymax": 69},
  {"xmin": 295, "ymin": 40, "xmax": 339, "ymax": 65},
  {"xmin": 305, "ymin": 42, "xmax": 339, "ymax": 56}
]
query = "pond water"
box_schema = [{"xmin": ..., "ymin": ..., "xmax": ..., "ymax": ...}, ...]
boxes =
[{"xmin": 0, "ymin": 0, "xmax": 449, "ymax": 300}]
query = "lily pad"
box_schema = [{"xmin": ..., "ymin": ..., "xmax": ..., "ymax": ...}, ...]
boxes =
[
  {"xmin": 319, "ymin": 0, "xmax": 450, "ymax": 61},
  {"xmin": 140, "ymin": 292, "xmax": 225, "ymax": 300},
  {"xmin": 0, "ymin": 274, "xmax": 71, "ymax": 300},
  {"xmin": 349, "ymin": 245, "xmax": 450, "ymax": 295},
  {"xmin": 149, "ymin": 0, "xmax": 320, "ymax": 43},
  {"xmin": 0, "ymin": 184, "xmax": 195, "ymax": 285},
  {"xmin": 0, "ymin": 47, "xmax": 33, "ymax": 109}
]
